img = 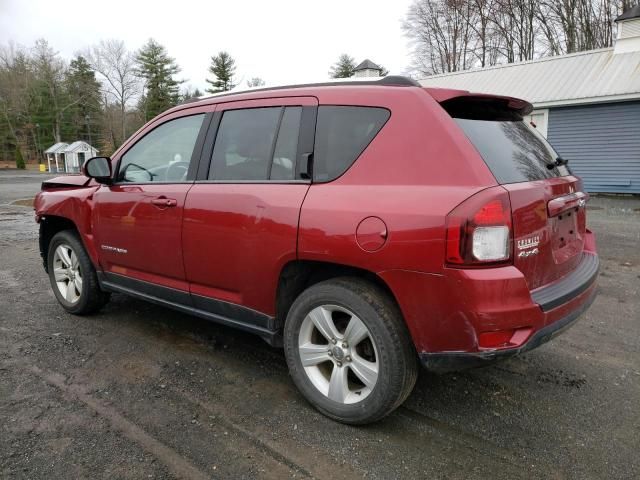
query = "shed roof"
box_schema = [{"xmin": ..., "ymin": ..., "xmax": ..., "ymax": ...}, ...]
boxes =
[
  {"xmin": 354, "ymin": 59, "xmax": 381, "ymax": 71},
  {"xmin": 63, "ymin": 141, "xmax": 98, "ymax": 153},
  {"xmin": 419, "ymin": 48, "xmax": 640, "ymax": 108},
  {"xmin": 616, "ymin": 4, "xmax": 640, "ymax": 21},
  {"xmin": 44, "ymin": 142, "xmax": 68, "ymax": 154}
]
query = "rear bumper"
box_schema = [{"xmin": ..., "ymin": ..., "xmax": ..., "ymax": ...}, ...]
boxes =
[
  {"xmin": 419, "ymin": 285, "xmax": 596, "ymax": 373},
  {"xmin": 379, "ymin": 250, "xmax": 599, "ymax": 372}
]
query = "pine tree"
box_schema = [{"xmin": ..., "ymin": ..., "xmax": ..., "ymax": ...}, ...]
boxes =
[
  {"xmin": 329, "ymin": 54, "xmax": 356, "ymax": 78},
  {"xmin": 205, "ymin": 51, "xmax": 235, "ymax": 93},
  {"xmin": 135, "ymin": 39, "xmax": 182, "ymax": 120},
  {"xmin": 65, "ymin": 56, "xmax": 102, "ymax": 144}
]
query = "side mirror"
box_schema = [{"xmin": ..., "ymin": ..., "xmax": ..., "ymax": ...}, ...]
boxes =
[{"xmin": 82, "ymin": 157, "xmax": 112, "ymax": 184}]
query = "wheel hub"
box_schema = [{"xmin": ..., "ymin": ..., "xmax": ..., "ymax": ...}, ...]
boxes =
[{"xmin": 331, "ymin": 346, "xmax": 345, "ymax": 360}]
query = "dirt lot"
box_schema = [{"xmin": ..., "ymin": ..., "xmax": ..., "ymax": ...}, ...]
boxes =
[{"xmin": 1, "ymin": 170, "xmax": 639, "ymax": 479}]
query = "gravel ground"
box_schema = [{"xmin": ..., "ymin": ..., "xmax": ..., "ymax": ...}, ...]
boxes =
[{"xmin": 1, "ymin": 170, "xmax": 639, "ymax": 479}]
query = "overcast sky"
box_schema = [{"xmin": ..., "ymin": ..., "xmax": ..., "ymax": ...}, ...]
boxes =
[{"xmin": 0, "ymin": 0, "xmax": 414, "ymax": 92}]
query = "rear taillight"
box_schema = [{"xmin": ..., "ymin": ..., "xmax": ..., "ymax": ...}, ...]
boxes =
[{"xmin": 445, "ymin": 187, "xmax": 512, "ymax": 267}]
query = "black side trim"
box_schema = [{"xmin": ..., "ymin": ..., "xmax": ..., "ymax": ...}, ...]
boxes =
[
  {"xmin": 192, "ymin": 293, "xmax": 274, "ymax": 330},
  {"xmin": 97, "ymin": 272, "xmax": 280, "ymax": 345},
  {"xmin": 531, "ymin": 253, "xmax": 599, "ymax": 311},
  {"xmin": 101, "ymin": 272, "xmax": 191, "ymax": 305},
  {"xmin": 420, "ymin": 286, "xmax": 597, "ymax": 373}
]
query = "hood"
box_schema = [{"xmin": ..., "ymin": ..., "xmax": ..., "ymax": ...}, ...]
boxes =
[{"xmin": 41, "ymin": 175, "xmax": 94, "ymax": 190}]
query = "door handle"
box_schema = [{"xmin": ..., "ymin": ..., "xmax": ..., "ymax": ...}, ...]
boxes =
[{"xmin": 151, "ymin": 196, "xmax": 177, "ymax": 208}]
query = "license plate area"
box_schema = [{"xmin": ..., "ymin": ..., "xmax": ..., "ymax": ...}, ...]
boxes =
[{"xmin": 551, "ymin": 207, "xmax": 583, "ymax": 263}]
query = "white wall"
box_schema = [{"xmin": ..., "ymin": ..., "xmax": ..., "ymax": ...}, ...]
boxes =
[{"xmin": 525, "ymin": 109, "xmax": 549, "ymax": 137}]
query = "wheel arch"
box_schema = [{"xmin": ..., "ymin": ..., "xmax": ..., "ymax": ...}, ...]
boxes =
[
  {"xmin": 39, "ymin": 215, "xmax": 98, "ymax": 272},
  {"xmin": 275, "ymin": 260, "xmax": 402, "ymax": 330}
]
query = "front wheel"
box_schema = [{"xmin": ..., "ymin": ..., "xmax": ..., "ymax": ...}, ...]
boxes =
[
  {"xmin": 47, "ymin": 230, "xmax": 110, "ymax": 315},
  {"xmin": 284, "ymin": 278, "xmax": 417, "ymax": 424}
]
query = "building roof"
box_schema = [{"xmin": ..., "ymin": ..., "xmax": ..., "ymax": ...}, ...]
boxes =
[
  {"xmin": 44, "ymin": 142, "xmax": 68, "ymax": 154},
  {"xmin": 616, "ymin": 4, "xmax": 640, "ymax": 21},
  {"xmin": 419, "ymin": 47, "xmax": 640, "ymax": 107},
  {"xmin": 354, "ymin": 59, "xmax": 381, "ymax": 71},
  {"xmin": 63, "ymin": 141, "xmax": 98, "ymax": 153}
]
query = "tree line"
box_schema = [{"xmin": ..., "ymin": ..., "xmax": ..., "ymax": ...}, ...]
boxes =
[
  {"xmin": 0, "ymin": 38, "xmax": 250, "ymax": 166},
  {"xmin": 403, "ymin": 0, "xmax": 633, "ymax": 76}
]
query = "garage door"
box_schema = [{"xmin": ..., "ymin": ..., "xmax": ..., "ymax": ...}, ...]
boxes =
[{"xmin": 547, "ymin": 101, "xmax": 640, "ymax": 194}]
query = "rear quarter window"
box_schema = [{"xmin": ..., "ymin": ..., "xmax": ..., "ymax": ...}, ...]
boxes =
[
  {"xmin": 313, "ymin": 106, "xmax": 390, "ymax": 182},
  {"xmin": 454, "ymin": 118, "xmax": 570, "ymax": 184}
]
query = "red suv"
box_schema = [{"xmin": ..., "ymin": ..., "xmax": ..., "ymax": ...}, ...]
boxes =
[{"xmin": 35, "ymin": 76, "xmax": 598, "ymax": 424}]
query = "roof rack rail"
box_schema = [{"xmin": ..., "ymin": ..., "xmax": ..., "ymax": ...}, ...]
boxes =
[{"xmin": 179, "ymin": 75, "xmax": 420, "ymax": 105}]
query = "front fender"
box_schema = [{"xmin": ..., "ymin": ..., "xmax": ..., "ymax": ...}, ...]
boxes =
[{"xmin": 35, "ymin": 186, "xmax": 101, "ymax": 268}]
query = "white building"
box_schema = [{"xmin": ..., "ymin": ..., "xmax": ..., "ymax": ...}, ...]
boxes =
[
  {"xmin": 63, "ymin": 141, "xmax": 99, "ymax": 173},
  {"xmin": 353, "ymin": 59, "xmax": 383, "ymax": 78},
  {"xmin": 44, "ymin": 142, "xmax": 68, "ymax": 173},
  {"xmin": 44, "ymin": 141, "xmax": 98, "ymax": 173}
]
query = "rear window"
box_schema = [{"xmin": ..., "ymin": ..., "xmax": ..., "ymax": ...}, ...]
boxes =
[
  {"xmin": 313, "ymin": 106, "xmax": 390, "ymax": 182},
  {"xmin": 454, "ymin": 118, "xmax": 570, "ymax": 184}
]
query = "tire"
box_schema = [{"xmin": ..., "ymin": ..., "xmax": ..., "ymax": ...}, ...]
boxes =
[
  {"xmin": 283, "ymin": 277, "xmax": 418, "ymax": 425},
  {"xmin": 47, "ymin": 230, "xmax": 110, "ymax": 315}
]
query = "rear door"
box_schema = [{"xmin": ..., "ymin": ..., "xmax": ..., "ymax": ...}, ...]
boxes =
[
  {"xmin": 182, "ymin": 97, "xmax": 317, "ymax": 320},
  {"xmin": 452, "ymin": 108, "xmax": 587, "ymax": 290}
]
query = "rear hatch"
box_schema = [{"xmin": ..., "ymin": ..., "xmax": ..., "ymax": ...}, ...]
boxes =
[{"xmin": 436, "ymin": 92, "xmax": 587, "ymax": 290}]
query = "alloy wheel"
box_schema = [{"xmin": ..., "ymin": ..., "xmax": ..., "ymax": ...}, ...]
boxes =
[
  {"xmin": 52, "ymin": 244, "xmax": 83, "ymax": 304},
  {"xmin": 298, "ymin": 305, "xmax": 379, "ymax": 404}
]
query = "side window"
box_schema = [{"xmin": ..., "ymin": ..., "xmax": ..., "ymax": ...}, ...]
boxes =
[
  {"xmin": 118, "ymin": 114, "xmax": 205, "ymax": 183},
  {"xmin": 271, "ymin": 107, "xmax": 301, "ymax": 180},
  {"xmin": 313, "ymin": 106, "xmax": 390, "ymax": 182},
  {"xmin": 209, "ymin": 106, "xmax": 302, "ymax": 181}
]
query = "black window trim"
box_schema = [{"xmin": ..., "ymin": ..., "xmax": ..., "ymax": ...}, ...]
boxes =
[
  {"xmin": 197, "ymin": 104, "xmax": 317, "ymax": 184},
  {"xmin": 112, "ymin": 111, "xmax": 213, "ymax": 186}
]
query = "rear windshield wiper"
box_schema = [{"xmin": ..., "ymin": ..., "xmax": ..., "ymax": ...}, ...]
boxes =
[{"xmin": 547, "ymin": 157, "xmax": 568, "ymax": 170}]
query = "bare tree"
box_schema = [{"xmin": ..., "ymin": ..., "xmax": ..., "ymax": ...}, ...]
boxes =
[
  {"xmin": 404, "ymin": 0, "xmax": 628, "ymax": 77},
  {"xmin": 247, "ymin": 77, "xmax": 266, "ymax": 87},
  {"xmin": 403, "ymin": 0, "xmax": 475, "ymax": 75},
  {"xmin": 491, "ymin": 0, "xmax": 539, "ymax": 62},
  {"xmin": 86, "ymin": 39, "xmax": 138, "ymax": 146}
]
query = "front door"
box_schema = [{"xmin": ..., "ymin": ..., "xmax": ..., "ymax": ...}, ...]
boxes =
[
  {"xmin": 182, "ymin": 97, "xmax": 317, "ymax": 323},
  {"xmin": 93, "ymin": 111, "xmax": 209, "ymax": 293}
]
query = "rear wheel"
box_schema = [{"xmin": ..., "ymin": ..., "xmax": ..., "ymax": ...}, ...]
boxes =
[
  {"xmin": 47, "ymin": 230, "xmax": 110, "ymax": 315},
  {"xmin": 284, "ymin": 277, "xmax": 417, "ymax": 424}
]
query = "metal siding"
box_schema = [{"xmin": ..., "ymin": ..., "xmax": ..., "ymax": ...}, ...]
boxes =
[
  {"xmin": 419, "ymin": 48, "xmax": 640, "ymax": 106},
  {"xmin": 547, "ymin": 102, "xmax": 640, "ymax": 194}
]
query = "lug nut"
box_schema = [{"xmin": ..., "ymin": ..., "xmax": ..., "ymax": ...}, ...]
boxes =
[
  {"xmin": 345, "ymin": 355, "xmax": 352, "ymax": 362},
  {"xmin": 331, "ymin": 338, "xmax": 337, "ymax": 344},
  {"xmin": 336, "ymin": 361, "xmax": 342, "ymax": 367},
  {"xmin": 342, "ymin": 342, "xmax": 348, "ymax": 348},
  {"xmin": 328, "ymin": 351, "xmax": 333, "ymax": 356}
]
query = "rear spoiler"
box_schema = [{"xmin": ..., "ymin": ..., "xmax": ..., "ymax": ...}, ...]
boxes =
[{"xmin": 425, "ymin": 88, "xmax": 533, "ymax": 119}]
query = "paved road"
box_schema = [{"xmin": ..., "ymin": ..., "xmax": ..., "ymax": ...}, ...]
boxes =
[{"xmin": 1, "ymin": 171, "xmax": 638, "ymax": 479}]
